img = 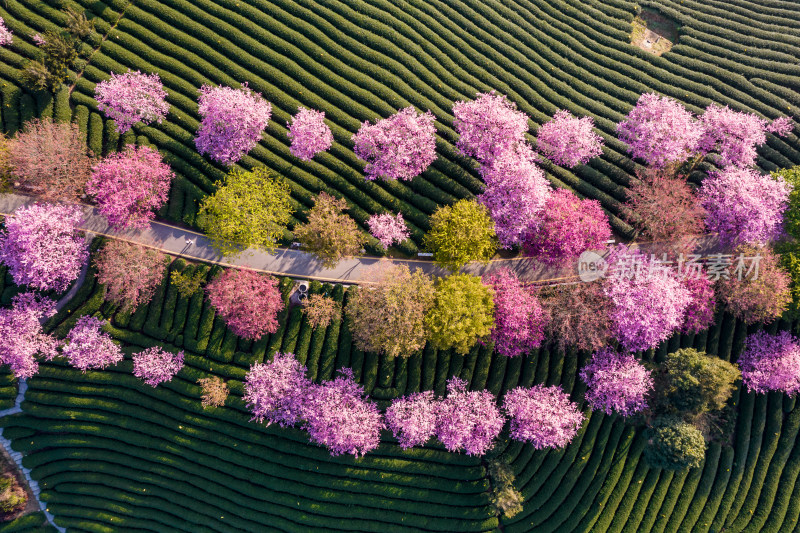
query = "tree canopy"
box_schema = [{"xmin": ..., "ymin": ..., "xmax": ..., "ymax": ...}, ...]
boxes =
[
  {"xmin": 198, "ymin": 166, "xmax": 294, "ymax": 256},
  {"xmin": 424, "ymin": 199, "xmax": 497, "ymax": 271},
  {"xmin": 424, "ymin": 273, "xmax": 495, "ymax": 355}
]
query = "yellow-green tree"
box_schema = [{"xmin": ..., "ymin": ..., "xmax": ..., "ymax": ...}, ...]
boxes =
[
  {"xmin": 294, "ymin": 192, "xmax": 366, "ymax": 268},
  {"xmin": 345, "ymin": 263, "xmax": 435, "ymax": 358},
  {"xmin": 423, "ymin": 199, "xmax": 497, "ymax": 271},
  {"xmin": 424, "ymin": 273, "xmax": 495, "ymax": 355},
  {"xmin": 775, "ymin": 165, "xmax": 800, "ymax": 318},
  {"xmin": 198, "ymin": 167, "xmax": 294, "ymax": 256}
]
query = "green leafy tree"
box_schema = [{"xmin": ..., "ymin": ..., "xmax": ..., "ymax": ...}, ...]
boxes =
[
  {"xmin": 63, "ymin": 6, "xmax": 94, "ymax": 39},
  {"xmin": 658, "ymin": 348, "xmax": 740, "ymax": 416},
  {"xmin": 21, "ymin": 30, "xmax": 79, "ymax": 92},
  {"xmin": 774, "ymin": 165, "xmax": 800, "ymax": 239},
  {"xmin": 198, "ymin": 167, "xmax": 294, "ymax": 256},
  {"xmin": 424, "ymin": 273, "xmax": 495, "ymax": 354},
  {"xmin": 294, "ymin": 192, "xmax": 366, "ymax": 268},
  {"xmin": 423, "ymin": 199, "xmax": 497, "ymax": 271},
  {"xmin": 644, "ymin": 415, "xmax": 706, "ymax": 470},
  {"xmin": 345, "ymin": 263, "xmax": 435, "ymax": 358},
  {"xmin": 775, "ymin": 166, "xmax": 800, "ymax": 318},
  {"xmin": 170, "ymin": 269, "xmax": 206, "ymax": 298}
]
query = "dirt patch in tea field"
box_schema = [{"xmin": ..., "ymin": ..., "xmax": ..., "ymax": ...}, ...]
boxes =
[{"xmin": 631, "ymin": 7, "xmax": 679, "ymax": 56}]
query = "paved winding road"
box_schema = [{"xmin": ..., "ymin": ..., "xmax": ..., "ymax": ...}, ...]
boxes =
[{"xmin": 0, "ymin": 193, "xmax": 722, "ymax": 285}]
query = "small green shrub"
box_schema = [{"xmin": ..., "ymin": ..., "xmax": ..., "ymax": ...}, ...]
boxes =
[
  {"xmin": 657, "ymin": 348, "xmax": 740, "ymax": 416},
  {"xmin": 170, "ymin": 269, "xmax": 206, "ymax": 298},
  {"xmin": 645, "ymin": 415, "xmax": 706, "ymax": 470},
  {"xmin": 0, "ymin": 474, "xmax": 27, "ymax": 512},
  {"xmin": 487, "ymin": 459, "xmax": 523, "ymax": 518}
]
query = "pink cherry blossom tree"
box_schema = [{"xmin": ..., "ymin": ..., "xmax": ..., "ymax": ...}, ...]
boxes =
[
  {"xmin": 616, "ymin": 93, "xmax": 701, "ymax": 168},
  {"xmin": 0, "ymin": 203, "xmax": 88, "ymax": 293},
  {"xmin": 523, "ymin": 189, "xmax": 611, "ymax": 264},
  {"xmin": 434, "ymin": 377, "xmax": 505, "ymax": 456},
  {"xmin": 604, "ymin": 249, "xmax": 691, "ymax": 352},
  {"xmin": 95, "ymin": 241, "xmax": 167, "ymax": 312},
  {"xmin": 367, "ymin": 212, "xmax": 410, "ymax": 250},
  {"xmin": 767, "ymin": 116, "xmax": 795, "ymax": 137},
  {"xmin": 536, "ymin": 110, "xmax": 604, "ymax": 168},
  {"xmin": 8, "ymin": 118, "xmax": 92, "ymax": 203},
  {"xmin": 697, "ymin": 104, "xmax": 794, "ymax": 168},
  {"xmin": 0, "ymin": 18, "xmax": 12, "ymax": 46},
  {"xmin": 625, "ymin": 165, "xmax": 706, "ymax": 245},
  {"xmin": 132, "ymin": 346, "xmax": 184, "ymax": 387},
  {"xmin": 85, "ymin": 145, "xmax": 175, "ymax": 230},
  {"xmin": 580, "ymin": 348, "xmax": 653, "ymax": 416},
  {"xmin": 0, "ymin": 293, "xmax": 59, "ymax": 379},
  {"xmin": 718, "ymin": 245, "xmax": 791, "ymax": 325},
  {"xmin": 352, "ymin": 107, "xmax": 437, "ymax": 181},
  {"xmin": 204, "ymin": 269, "xmax": 284, "ymax": 340},
  {"xmin": 287, "ymin": 107, "xmax": 333, "ymax": 160},
  {"xmin": 385, "ymin": 390, "xmax": 438, "ymax": 449},
  {"xmin": 452, "ymin": 91, "xmax": 529, "ymax": 163},
  {"xmin": 482, "ymin": 268, "xmax": 547, "ymax": 357},
  {"xmin": 195, "ymin": 83, "xmax": 272, "ymax": 166},
  {"xmin": 61, "ymin": 316, "xmax": 124, "ymax": 372},
  {"xmin": 243, "ymin": 352, "xmax": 310, "ymax": 426},
  {"xmin": 301, "ymin": 368, "xmax": 384, "ymax": 457},
  {"xmin": 502, "ymin": 384, "xmax": 584, "ymax": 449},
  {"xmin": 739, "ymin": 330, "xmax": 800, "ymax": 395},
  {"xmin": 94, "ymin": 71, "xmax": 170, "ymax": 134},
  {"xmin": 681, "ymin": 274, "xmax": 716, "ymax": 334},
  {"xmin": 699, "ymin": 166, "xmax": 791, "ymax": 247},
  {"xmin": 478, "ymin": 143, "xmax": 552, "ymax": 248}
]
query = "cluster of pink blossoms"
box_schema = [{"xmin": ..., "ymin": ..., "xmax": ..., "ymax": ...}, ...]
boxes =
[
  {"xmin": 301, "ymin": 368, "xmax": 384, "ymax": 457},
  {"xmin": 454, "ymin": 92, "xmax": 607, "ymax": 256},
  {"xmin": 580, "ymin": 348, "xmax": 653, "ymax": 416},
  {"xmin": 452, "ymin": 91, "xmax": 529, "ymax": 163},
  {"xmin": 0, "ymin": 293, "xmax": 59, "ymax": 379},
  {"xmin": 86, "ymin": 145, "xmax": 175, "ymax": 230},
  {"xmin": 204, "ymin": 269, "xmax": 284, "ymax": 340},
  {"xmin": 366, "ymin": 212, "xmax": 410, "ymax": 249},
  {"xmin": 617, "ymin": 92, "xmax": 702, "ymax": 168},
  {"xmin": 524, "ymin": 189, "xmax": 611, "ymax": 264},
  {"xmin": 61, "ymin": 316, "xmax": 124, "ymax": 372},
  {"xmin": 94, "ymin": 71, "xmax": 170, "ymax": 134},
  {"xmin": 697, "ymin": 104, "xmax": 793, "ymax": 167},
  {"xmin": 435, "ymin": 377, "xmax": 505, "ymax": 456},
  {"xmin": 680, "ymin": 274, "xmax": 716, "ymax": 334},
  {"xmin": 536, "ymin": 110, "xmax": 604, "ymax": 168},
  {"xmin": 699, "ymin": 166, "xmax": 791, "ymax": 247},
  {"xmin": 384, "ymin": 390, "xmax": 438, "ymax": 449},
  {"xmin": 243, "ymin": 352, "xmax": 310, "ymax": 427},
  {"xmin": 482, "ymin": 268, "xmax": 547, "ymax": 358},
  {"xmin": 502, "ymin": 384, "xmax": 584, "ymax": 449},
  {"xmin": 0, "ymin": 203, "xmax": 88, "ymax": 293},
  {"xmin": 195, "ymin": 84, "xmax": 272, "ymax": 166},
  {"xmin": 132, "ymin": 346, "xmax": 184, "ymax": 387},
  {"xmin": 353, "ymin": 107, "xmax": 437, "ymax": 181},
  {"xmin": 0, "ymin": 18, "xmax": 12, "ymax": 46},
  {"xmin": 287, "ymin": 107, "xmax": 333, "ymax": 161},
  {"xmin": 478, "ymin": 143, "xmax": 552, "ymax": 248},
  {"xmin": 604, "ymin": 250, "xmax": 691, "ymax": 353},
  {"xmin": 617, "ymin": 92, "xmax": 793, "ymax": 169},
  {"xmin": 739, "ymin": 331, "xmax": 800, "ymax": 396}
]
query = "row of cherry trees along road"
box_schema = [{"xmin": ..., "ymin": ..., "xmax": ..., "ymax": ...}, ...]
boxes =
[{"xmin": 1, "ymin": 63, "xmax": 800, "ymax": 465}]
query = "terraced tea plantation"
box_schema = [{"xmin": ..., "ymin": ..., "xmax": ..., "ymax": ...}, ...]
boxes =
[
  {"xmin": 2, "ymin": 0, "xmax": 800, "ymax": 531},
  {"xmin": 0, "ymin": 253, "xmax": 796, "ymax": 531},
  {"xmin": 0, "ymin": 0, "xmax": 799, "ymax": 252}
]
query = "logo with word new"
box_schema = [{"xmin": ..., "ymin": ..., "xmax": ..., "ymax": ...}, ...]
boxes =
[{"xmin": 578, "ymin": 251, "xmax": 608, "ymax": 282}]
